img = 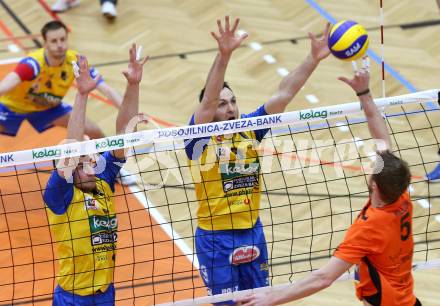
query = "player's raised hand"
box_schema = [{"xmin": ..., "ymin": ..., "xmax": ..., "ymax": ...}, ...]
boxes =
[
  {"xmin": 211, "ymin": 16, "xmax": 248, "ymax": 56},
  {"xmin": 74, "ymin": 55, "xmax": 101, "ymax": 95},
  {"xmin": 338, "ymin": 56, "xmax": 370, "ymax": 93},
  {"xmin": 122, "ymin": 43, "xmax": 149, "ymax": 84},
  {"xmin": 309, "ymin": 23, "xmax": 331, "ymax": 62}
]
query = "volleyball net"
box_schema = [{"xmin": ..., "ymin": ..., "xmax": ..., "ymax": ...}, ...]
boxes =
[{"xmin": 0, "ymin": 89, "xmax": 439, "ymax": 305}]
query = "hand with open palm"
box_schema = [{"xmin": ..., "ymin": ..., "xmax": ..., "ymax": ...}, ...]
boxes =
[
  {"xmin": 123, "ymin": 43, "xmax": 149, "ymax": 84},
  {"xmin": 74, "ymin": 55, "xmax": 101, "ymax": 95},
  {"xmin": 309, "ymin": 23, "xmax": 331, "ymax": 63},
  {"xmin": 211, "ymin": 16, "xmax": 248, "ymax": 56}
]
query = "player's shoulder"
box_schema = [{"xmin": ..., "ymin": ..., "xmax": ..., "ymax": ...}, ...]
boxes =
[
  {"xmin": 65, "ymin": 49, "xmax": 79, "ymax": 61},
  {"xmin": 27, "ymin": 48, "xmax": 44, "ymax": 60}
]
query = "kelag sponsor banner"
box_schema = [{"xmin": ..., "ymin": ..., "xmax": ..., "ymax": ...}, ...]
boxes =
[{"xmin": 0, "ymin": 89, "xmax": 438, "ymax": 168}]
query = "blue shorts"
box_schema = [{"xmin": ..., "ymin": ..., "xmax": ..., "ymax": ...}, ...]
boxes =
[
  {"xmin": 52, "ymin": 284, "xmax": 115, "ymax": 306},
  {"xmin": 195, "ymin": 219, "xmax": 269, "ymax": 305},
  {"xmin": 0, "ymin": 103, "xmax": 72, "ymax": 136}
]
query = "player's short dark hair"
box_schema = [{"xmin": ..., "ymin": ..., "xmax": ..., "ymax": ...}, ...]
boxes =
[
  {"xmin": 199, "ymin": 82, "xmax": 233, "ymax": 103},
  {"xmin": 372, "ymin": 151, "xmax": 411, "ymax": 204},
  {"xmin": 41, "ymin": 21, "xmax": 68, "ymax": 40}
]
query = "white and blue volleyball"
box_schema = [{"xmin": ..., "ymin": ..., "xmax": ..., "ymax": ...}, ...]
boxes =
[{"xmin": 328, "ymin": 20, "xmax": 369, "ymax": 61}]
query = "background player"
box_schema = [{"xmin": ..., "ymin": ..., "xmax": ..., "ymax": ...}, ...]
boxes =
[
  {"xmin": 237, "ymin": 58, "xmax": 421, "ymax": 306},
  {"xmin": 43, "ymin": 44, "xmax": 147, "ymax": 305},
  {"xmin": 185, "ymin": 16, "xmax": 331, "ymax": 304},
  {"xmin": 0, "ymin": 20, "xmax": 136, "ymax": 184}
]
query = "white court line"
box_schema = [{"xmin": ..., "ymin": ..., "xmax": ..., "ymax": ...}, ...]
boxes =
[
  {"xmin": 249, "ymin": 42, "xmax": 262, "ymax": 51},
  {"xmin": 128, "ymin": 184, "xmax": 199, "ymax": 269},
  {"xmin": 277, "ymin": 67, "xmax": 289, "ymax": 77},
  {"xmin": 8, "ymin": 44, "xmax": 20, "ymax": 53},
  {"xmin": 305, "ymin": 94, "xmax": 319, "ymax": 104},
  {"xmin": 263, "ymin": 54, "xmax": 276, "ymax": 64},
  {"xmin": 416, "ymin": 199, "xmax": 431, "ymax": 209},
  {"xmin": 236, "ymin": 29, "xmax": 247, "ymax": 37},
  {"xmin": 0, "ymin": 57, "xmax": 21, "ymax": 65},
  {"xmin": 335, "ymin": 122, "xmax": 349, "ymax": 132},
  {"xmin": 435, "ymin": 215, "xmax": 440, "ymax": 223}
]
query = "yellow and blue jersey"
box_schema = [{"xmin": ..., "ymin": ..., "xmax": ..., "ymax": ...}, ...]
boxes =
[
  {"xmin": 185, "ymin": 105, "xmax": 269, "ymax": 230},
  {"xmin": 0, "ymin": 48, "xmax": 102, "ymax": 114},
  {"xmin": 43, "ymin": 152, "xmax": 124, "ymax": 296}
]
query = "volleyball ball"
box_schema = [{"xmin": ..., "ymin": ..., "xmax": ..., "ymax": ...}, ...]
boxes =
[{"xmin": 328, "ymin": 20, "xmax": 369, "ymax": 61}]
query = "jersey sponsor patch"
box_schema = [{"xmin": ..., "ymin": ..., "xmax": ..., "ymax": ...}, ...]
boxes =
[
  {"xmin": 84, "ymin": 194, "xmax": 99, "ymax": 210},
  {"xmin": 222, "ymin": 175, "xmax": 258, "ymax": 193},
  {"xmin": 229, "ymin": 245, "xmax": 260, "ymax": 265},
  {"xmin": 89, "ymin": 215, "xmax": 118, "ymax": 246}
]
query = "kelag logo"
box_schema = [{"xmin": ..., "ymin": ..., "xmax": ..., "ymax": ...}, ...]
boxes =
[
  {"xmin": 0, "ymin": 153, "xmax": 14, "ymax": 164},
  {"xmin": 299, "ymin": 109, "xmax": 328, "ymax": 120},
  {"xmin": 32, "ymin": 148, "xmax": 61, "ymax": 159},
  {"xmin": 95, "ymin": 138, "xmax": 124, "ymax": 149},
  {"xmin": 89, "ymin": 215, "xmax": 118, "ymax": 232},
  {"xmin": 89, "ymin": 215, "xmax": 118, "ymax": 246}
]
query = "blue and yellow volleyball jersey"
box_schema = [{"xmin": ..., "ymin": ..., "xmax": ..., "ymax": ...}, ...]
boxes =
[
  {"xmin": 43, "ymin": 152, "xmax": 124, "ymax": 296},
  {"xmin": 1, "ymin": 48, "xmax": 92, "ymax": 114},
  {"xmin": 185, "ymin": 105, "xmax": 269, "ymax": 230}
]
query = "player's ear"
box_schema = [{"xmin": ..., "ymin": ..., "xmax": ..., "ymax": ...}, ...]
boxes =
[{"xmin": 370, "ymin": 180, "xmax": 379, "ymax": 192}]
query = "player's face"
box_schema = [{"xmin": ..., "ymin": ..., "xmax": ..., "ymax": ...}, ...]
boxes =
[
  {"xmin": 213, "ymin": 87, "xmax": 239, "ymax": 122},
  {"xmin": 73, "ymin": 161, "xmax": 97, "ymax": 192},
  {"xmin": 44, "ymin": 28, "xmax": 68, "ymax": 60}
]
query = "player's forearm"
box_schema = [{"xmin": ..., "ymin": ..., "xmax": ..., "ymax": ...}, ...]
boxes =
[
  {"xmin": 0, "ymin": 72, "xmax": 21, "ymax": 96},
  {"xmin": 196, "ymin": 53, "xmax": 230, "ymax": 123},
  {"xmin": 280, "ymin": 54, "xmax": 318, "ymax": 98},
  {"xmin": 67, "ymin": 92, "xmax": 88, "ymax": 141},
  {"xmin": 359, "ymin": 92, "xmax": 391, "ymax": 150},
  {"xmin": 116, "ymin": 83, "xmax": 139, "ymax": 135},
  {"xmin": 97, "ymin": 83, "xmax": 123, "ymax": 108},
  {"xmin": 270, "ymin": 270, "xmax": 332, "ymax": 304},
  {"xmin": 266, "ymin": 54, "xmax": 318, "ymax": 114}
]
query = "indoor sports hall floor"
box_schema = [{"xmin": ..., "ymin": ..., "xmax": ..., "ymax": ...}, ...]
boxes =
[{"xmin": 1, "ymin": 0, "xmax": 440, "ymax": 305}]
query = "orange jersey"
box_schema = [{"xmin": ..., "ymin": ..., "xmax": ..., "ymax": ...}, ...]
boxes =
[{"xmin": 334, "ymin": 192, "xmax": 415, "ymax": 306}]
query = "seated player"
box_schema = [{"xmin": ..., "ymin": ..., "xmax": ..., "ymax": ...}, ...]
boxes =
[
  {"xmin": 43, "ymin": 45, "xmax": 147, "ymax": 305},
  {"xmin": 237, "ymin": 58, "xmax": 421, "ymax": 306}
]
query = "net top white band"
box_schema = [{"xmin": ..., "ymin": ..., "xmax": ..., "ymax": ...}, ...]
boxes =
[{"xmin": 0, "ymin": 89, "xmax": 438, "ymax": 168}]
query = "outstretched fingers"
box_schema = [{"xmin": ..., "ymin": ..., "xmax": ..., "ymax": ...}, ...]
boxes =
[
  {"xmin": 225, "ymin": 15, "xmax": 230, "ymax": 32},
  {"xmin": 217, "ymin": 19, "xmax": 224, "ymax": 35},
  {"xmin": 338, "ymin": 76, "xmax": 352, "ymax": 85},
  {"xmin": 323, "ymin": 22, "xmax": 331, "ymax": 38},
  {"xmin": 231, "ymin": 17, "xmax": 240, "ymax": 33}
]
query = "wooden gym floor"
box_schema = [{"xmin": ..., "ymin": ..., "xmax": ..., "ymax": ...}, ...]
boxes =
[{"xmin": 0, "ymin": 0, "xmax": 440, "ymax": 305}]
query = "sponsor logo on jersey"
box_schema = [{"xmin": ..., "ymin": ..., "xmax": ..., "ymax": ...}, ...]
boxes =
[
  {"xmin": 84, "ymin": 194, "xmax": 99, "ymax": 210},
  {"xmin": 89, "ymin": 215, "xmax": 117, "ymax": 246},
  {"xmin": 229, "ymin": 245, "xmax": 260, "ymax": 265}
]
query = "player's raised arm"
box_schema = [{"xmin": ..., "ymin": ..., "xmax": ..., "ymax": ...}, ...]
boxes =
[
  {"xmin": 194, "ymin": 16, "xmax": 248, "ymax": 124},
  {"xmin": 66, "ymin": 55, "xmax": 101, "ymax": 142},
  {"xmin": 113, "ymin": 43, "xmax": 148, "ymax": 159},
  {"xmin": 338, "ymin": 57, "xmax": 392, "ymax": 151},
  {"xmin": 264, "ymin": 23, "xmax": 331, "ymax": 115}
]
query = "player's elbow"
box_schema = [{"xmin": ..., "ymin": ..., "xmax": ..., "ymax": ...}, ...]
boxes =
[
  {"xmin": 312, "ymin": 270, "xmax": 334, "ymax": 290},
  {"xmin": 274, "ymin": 91, "xmax": 294, "ymax": 105}
]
